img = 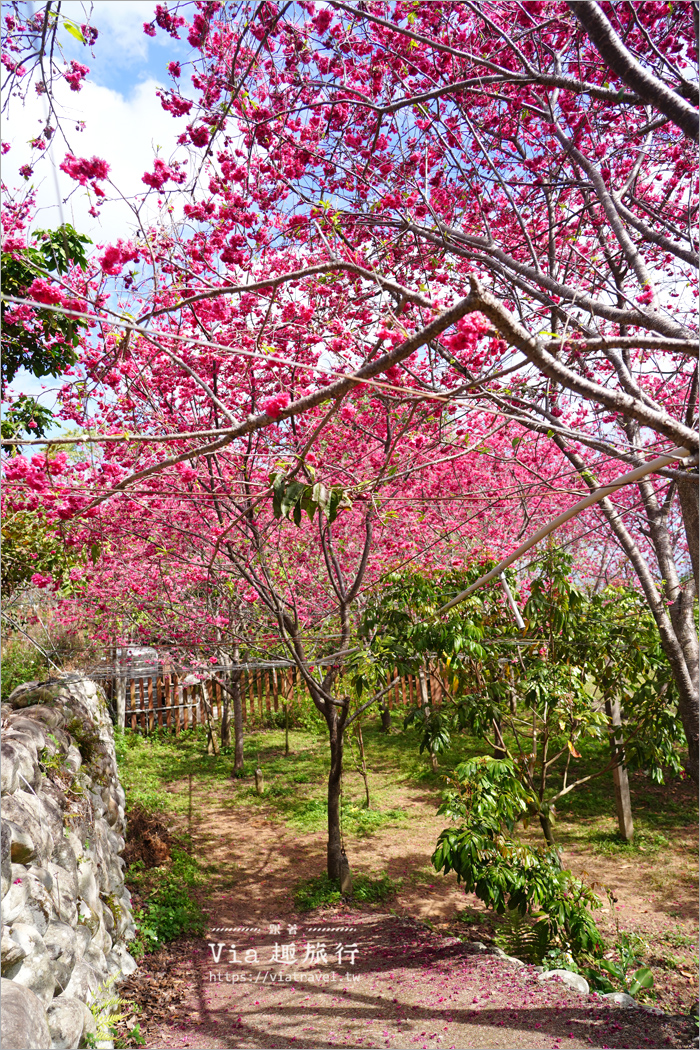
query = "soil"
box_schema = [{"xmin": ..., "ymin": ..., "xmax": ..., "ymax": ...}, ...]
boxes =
[
  {"xmin": 122, "ymin": 803, "xmax": 173, "ymax": 869},
  {"xmin": 116, "ymin": 769, "xmax": 698, "ymax": 1050}
]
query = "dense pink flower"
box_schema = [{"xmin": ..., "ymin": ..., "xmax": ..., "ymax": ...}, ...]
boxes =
[
  {"xmin": 262, "ymin": 393, "xmax": 290, "ymax": 419},
  {"xmin": 188, "ymin": 124, "xmax": 210, "ymax": 148},
  {"xmin": 60, "ymin": 153, "xmax": 110, "ymax": 186},
  {"xmin": 142, "ymin": 158, "xmax": 186, "ymax": 190},
  {"xmin": 64, "ymin": 60, "xmax": 89, "ymax": 91}
]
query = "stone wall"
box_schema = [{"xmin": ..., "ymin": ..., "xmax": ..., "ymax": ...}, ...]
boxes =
[{"xmin": 1, "ymin": 675, "xmax": 137, "ymax": 1050}]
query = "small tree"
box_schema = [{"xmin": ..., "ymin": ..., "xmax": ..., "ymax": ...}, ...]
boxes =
[{"xmin": 363, "ymin": 553, "xmax": 683, "ymax": 845}]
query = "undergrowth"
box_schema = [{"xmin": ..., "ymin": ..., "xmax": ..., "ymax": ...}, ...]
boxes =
[
  {"xmin": 294, "ymin": 871, "xmax": 401, "ymax": 911},
  {"xmin": 588, "ymin": 829, "xmax": 671, "ymax": 856},
  {"xmin": 128, "ymin": 846, "xmax": 206, "ymax": 957}
]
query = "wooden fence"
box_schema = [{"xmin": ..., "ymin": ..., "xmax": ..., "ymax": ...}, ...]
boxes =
[{"xmin": 119, "ymin": 665, "xmax": 447, "ymax": 734}]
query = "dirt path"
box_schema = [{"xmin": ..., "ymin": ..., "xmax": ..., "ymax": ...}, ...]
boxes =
[
  {"xmin": 118, "ymin": 777, "xmax": 697, "ymax": 1049},
  {"xmin": 127, "ymin": 917, "xmax": 692, "ymax": 1050}
]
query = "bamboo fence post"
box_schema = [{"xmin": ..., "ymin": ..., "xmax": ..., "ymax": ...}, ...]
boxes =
[
  {"xmin": 183, "ymin": 684, "xmax": 189, "ymax": 731},
  {"xmin": 129, "ymin": 679, "xmax": 136, "ymax": 731},
  {"xmin": 139, "ymin": 678, "xmax": 146, "ymax": 731},
  {"xmin": 147, "ymin": 677, "xmax": 154, "ymax": 732},
  {"xmin": 272, "ymin": 669, "xmax": 279, "ymax": 712},
  {"xmin": 156, "ymin": 676, "xmax": 163, "ymax": 729},
  {"xmin": 174, "ymin": 674, "xmax": 181, "ymax": 736}
]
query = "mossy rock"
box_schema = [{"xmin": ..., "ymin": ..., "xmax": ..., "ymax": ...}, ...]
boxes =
[
  {"xmin": 105, "ymin": 893, "xmax": 123, "ymax": 926},
  {"xmin": 7, "ymin": 680, "xmax": 68, "ymax": 709},
  {"xmin": 65, "ymin": 715, "xmax": 103, "ymax": 767}
]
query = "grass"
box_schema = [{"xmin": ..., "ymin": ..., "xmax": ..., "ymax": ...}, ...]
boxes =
[
  {"xmin": 294, "ymin": 871, "xmax": 401, "ymax": 911},
  {"xmin": 114, "ymin": 714, "xmax": 697, "ymax": 858},
  {"xmin": 587, "ymin": 829, "xmax": 671, "ymax": 856},
  {"xmin": 127, "ymin": 846, "xmax": 207, "ymax": 958},
  {"xmin": 113, "ymin": 714, "xmax": 483, "ymax": 828}
]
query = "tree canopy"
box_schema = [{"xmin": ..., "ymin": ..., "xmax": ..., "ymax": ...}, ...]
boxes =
[{"xmin": 1, "ymin": 0, "xmax": 697, "ymax": 781}]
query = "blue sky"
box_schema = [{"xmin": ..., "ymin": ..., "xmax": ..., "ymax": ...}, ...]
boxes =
[
  {"xmin": 45, "ymin": 1, "xmax": 190, "ymax": 96},
  {"xmin": 3, "ymin": 2, "xmax": 195, "ymax": 429},
  {"xmin": 4, "ymin": 2, "xmax": 194, "ymax": 243}
]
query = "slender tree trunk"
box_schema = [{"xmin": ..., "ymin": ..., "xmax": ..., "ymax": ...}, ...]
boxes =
[
  {"xmin": 419, "ymin": 667, "xmax": 439, "ymax": 772},
  {"xmin": 557, "ymin": 438, "xmax": 700, "ymax": 783},
  {"xmin": 114, "ymin": 646, "xmax": 126, "ymax": 731},
  {"xmin": 355, "ymin": 721, "xmax": 371, "ymax": 808},
  {"xmin": 678, "ymin": 477, "xmax": 699, "ymax": 591},
  {"xmin": 605, "ymin": 697, "xmax": 634, "ymax": 842},
  {"xmin": 219, "ymin": 651, "xmax": 231, "ymax": 748},
  {"xmin": 379, "ymin": 700, "xmax": 392, "ymax": 732},
  {"xmin": 493, "ymin": 718, "xmax": 506, "ymax": 760},
  {"xmin": 539, "ymin": 813, "xmax": 556, "ymax": 847},
  {"xmin": 327, "ymin": 712, "xmax": 344, "ymax": 881},
  {"xmin": 232, "ymin": 642, "xmax": 244, "ymax": 773}
]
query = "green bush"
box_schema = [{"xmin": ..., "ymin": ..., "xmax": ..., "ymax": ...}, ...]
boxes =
[
  {"xmin": 294, "ymin": 870, "xmax": 400, "ymax": 911},
  {"xmin": 1, "ymin": 637, "xmax": 50, "ymax": 700},
  {"xmin": 433, "ymin": 757, "xmax": 606, "ymax": 966},
  {"xmin": 129, "ymin": 848, "xmax": 206, "ymax": 956}
]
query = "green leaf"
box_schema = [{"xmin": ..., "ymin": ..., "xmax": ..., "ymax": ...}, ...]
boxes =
[
  {"xmin": 63, "ymin": 20, "xmax": 86, "ymax": 43},
  {"xmin": 311, "ymin": 482, "xmax": 330, "ymax": 516},
  {"xmin": 629, "ymin": 967, "xmax": 654, "ymax": 994}
]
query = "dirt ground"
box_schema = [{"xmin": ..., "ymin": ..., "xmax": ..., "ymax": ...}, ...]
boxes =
[{"xmin": 117, "ymin": 772, "xmax": 698, "ymax": 1050}]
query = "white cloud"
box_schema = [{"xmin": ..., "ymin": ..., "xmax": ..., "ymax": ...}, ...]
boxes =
[
  {"xmin": 57, "ymin": 1, "xmax": 169, "ymax": 66},
  {"xmin": 3, "ymin": 74, "xmax": 191, "ymax": 248}
]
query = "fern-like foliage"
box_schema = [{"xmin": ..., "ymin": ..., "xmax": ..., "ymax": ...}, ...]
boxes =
[
  {"xmin": 87, "ymin": 973, "xmax": 127, "ymax": 1044},
  {"xmin": 495, "ymin": 907, "xmax": 551, "ymax": 964}
]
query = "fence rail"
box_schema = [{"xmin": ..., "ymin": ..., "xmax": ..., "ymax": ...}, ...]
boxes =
[{"xmin": 114, "ymin": 664, "xmax": 448, "ymax": 734}]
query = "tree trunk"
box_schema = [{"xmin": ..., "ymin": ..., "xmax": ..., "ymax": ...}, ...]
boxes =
[
  {"xmin": 114, "ymin": 646, "xmax": 126, "ymax": 730},
  {"xmin": 284, "ymin": 700, "xmax": 289, "ymax": 756},
  {"xmin": 557, "ymin": 439, "xmax": 699, "ymax": 784},
  {"xmin": 605, "ymin": 698, "xmax": 634, "ymax": 842},
  {"xmin": 539, "ymin": 813, "xmax": 553, "ymax": 844},
  {"xmin": 232, "ymin": 644, "xmax": 244, "ymax": 773},
  {"xmin": 220, "ymin": 682, "xmax": 231, "ymax": 748},
  {"xmin": 678, "ymin": 476, "xmax": 699, "ymax": 592},
  {"xmin": 493, "ymin": 718, "xmax": 506, "ymax": 760},
  {"xmin": 327, "ymin": 713, "xmax": 344, "ymax": 881},
  {"xmin": 218, "ymin": 650, "xmax": 231, "ymax": 747},
  {"xmin": 355, "ymin": 721, "xmax": 370, "ymax": 808},
  {"xmin": 418, "ymin": 667, "xmax": 439, "ymax": 772},
  {"xmin": 379, "ymin": 701, "xmax": 392, "ymax": 732}
]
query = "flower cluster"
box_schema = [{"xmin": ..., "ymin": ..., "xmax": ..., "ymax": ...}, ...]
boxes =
[
  {"xmin": 262, "ymin": 393, "xmax": 290, "ymax": 419},
  {"xmin": 59, "ymin": 154, "xmax": 110, "ymax": 195},
  {"xmin": 64, "ymin": 60, "xmax": 89, "ymax": 92},
  {"xmin": 142, "ymin": 158, "xmax": 187, "ymax": 191}
]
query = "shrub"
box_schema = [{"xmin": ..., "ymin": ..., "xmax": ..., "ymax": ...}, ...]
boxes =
[
  {"xmin": 0, "ymin": 636, "xmax": 49, "ymax": 699},
  {"xmin": 433, "ymin": 756, "xmax": 605, "ymax": 966},
  {"xmin": 129, "ymin": 847, "xmax": 206, "ymax": 955}
]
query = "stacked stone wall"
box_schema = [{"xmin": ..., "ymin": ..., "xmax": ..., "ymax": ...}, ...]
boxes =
[{"xmin": 1, "ymin": 675, "xmax": 137, "ymax": 1050}]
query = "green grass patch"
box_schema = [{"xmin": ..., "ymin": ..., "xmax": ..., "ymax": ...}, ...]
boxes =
[
  {"xmin": 294, "ymin": 871, "xmax": 401, "ymax": 911},
  {"xmin": 128, "ymin": 847, "xmax": 206, "ymax": 957},
  {"xmin": 588, "ymin": 829, "xmax": 671, "ymax": 856}
]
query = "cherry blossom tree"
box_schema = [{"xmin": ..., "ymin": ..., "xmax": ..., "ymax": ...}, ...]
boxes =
[{"xmin": 2, "ymin": 1, "xmax": 698, "ymax": 783}]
